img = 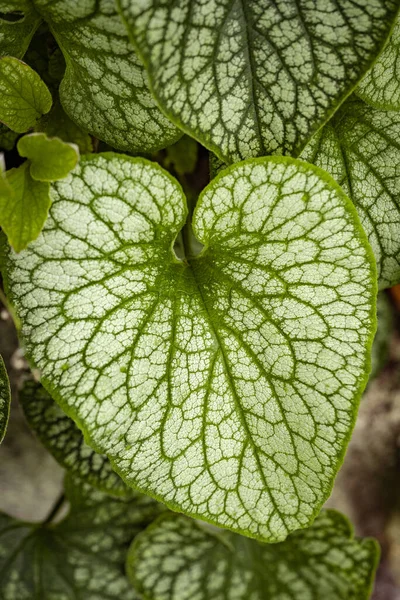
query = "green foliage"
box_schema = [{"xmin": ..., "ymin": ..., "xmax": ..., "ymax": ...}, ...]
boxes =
[
  {"xmin": 357, "ymin": 16, "xmax": 400, "ymax": 111},
  {"xmin": 17, "ymin": 132, "xmax": 79, "ymax": 181},
  {"xmin": 370, "ymin": 293, "xmax": 393, "ymax": 382},
  {"xmin": 129, "ymin": 511, "xmax": 379, "ymax": 600},
  {"xmin": 0, "ymin": 132, "xmax": 79, "ymax": 251},
  {"xmin": 0, "ymin": 56, "xmax": 52, "ymax": 132},
  {"xmin": 119, "ymin": 0, "xmax": 398, "ymax": 162},
  {"xmin": 0, "ymin": 0, "xmax": 41, "ymax": 58},
  {"xmin": 41, "ymin": 100, "xmax": 93, "ymax": 153},
  {"xmin": 0, "ymin": 355, "xmax": 10, "ymax": 443},
  {"xmin": 0, "ymin": 475, "xmax": 164, "ymax": 599},
  {"xmin": 0, "ymin": 161, "xmax": 50, "ymax": 252},
  {"xmin": 0, "ymin": 4, "xmax": 397, "ymax": 596},
  {"xmin": 301, "ymin": 97, "xmax": 400, "ymax": 289},
  {"xmin": 20, "ymin": 381, "xmax": 131, "ymax": 497},
  {"xmin": 31, "ymin": 0, "xmax": 182, "ymax": 153},
  {"xmin": 1, "ymin": 154, "xmax": 376, "ymax": 542}
]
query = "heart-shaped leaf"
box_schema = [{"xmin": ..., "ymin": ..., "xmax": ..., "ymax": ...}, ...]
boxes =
[
  {"xmin": 1, "ymin": 154, "xmax": 376, "ymax": 542},
  {"xmin": 129, "ymin": 511, "xmax": 379, "ymax": 600},
  {"xmin": 0, "ymin": 56, "xmax": 52, "ymax": 133},
  {"xmin": 30, "ymin": 0, "xmax": 181, "ymax": 153},
  {"xmin": 0, "ymin": 355, "xmax": 10, "ymax": 443},
  {"xmin": 17, "ymin": 133, "xmax": 79, "ymax": 181},
  {"xmin": 118, "ymin": 0, "xmax": 399, "ymax": 162},
  {"xmin": 0, "ymin": 475, "xmax": 164, "ymax": 599},
  {"xmin": 301, "ymin": 97, "xmax": 400, "ymax": 289},
  {"xmin": 20, "ymin": 380, "xmax": 130, "ymax": 497},
  {"xmin": 357, "ymin": 16, "xmax": 400, "ymax": 111},
  {"xmin": 0, "ymin": 0, "xmax": 41, "ymax": 58}
]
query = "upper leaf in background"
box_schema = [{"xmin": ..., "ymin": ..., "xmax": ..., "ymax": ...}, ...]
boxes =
[
  {"xmin": 20, "ymin": 380, "xmax": 131, "ymax": 497},
  {"xmin": 129, "ymin": 511, "xmax": 379, "ymax": 600},
  {"xmin": 0, "ymin": 355, "xmax": 10, "ymax": 444},
  {"xmin": 0, "ymin": 0, "xmax": 41, "ymax": 58},
  {"xmin": 0, "ymin": 56, "xmax": 52, "ymax": 132},
  {"xmin": 17, "ymin": 133, "xmax": 79, "ymax": 181},
  {"xmin": 2, "ymin": 154, "xmax": 376, "ymax": 542},
  {"xmin": 0, "ymin": 161, "xmax": 50, "ymax": 252},
  {"xmin": 301, "ymin": 97, "xmax": 400, "ymax": 290},
  {"xmin": 31, "ymin": 0, "xmax": 182, "ymax": 153},
  {"xmin": 0, "ymin": 475, "xmax": 164, "ymax": 599},
  {"xmin": 357, "ymin": 16, "xmax": 400, "ymax": 111},
  {"xmin": 118, "ymin": 0, "xmax": 399, "ymax": 163}
]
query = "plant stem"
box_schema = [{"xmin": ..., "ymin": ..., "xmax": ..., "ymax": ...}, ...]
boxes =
[{"xmin": 43, "ymin": 492, "xmax": 66, "ymax": 525}]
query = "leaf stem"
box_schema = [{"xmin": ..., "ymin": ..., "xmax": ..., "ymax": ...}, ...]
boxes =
[{"xmin": 43, "ymin": 492, "xmax": 66, "ymax": 525}]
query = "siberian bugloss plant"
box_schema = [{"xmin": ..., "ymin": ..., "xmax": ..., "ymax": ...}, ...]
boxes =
[{"xmin": 0, "ymin": 0, "xmax": 399, "ymax": 598}]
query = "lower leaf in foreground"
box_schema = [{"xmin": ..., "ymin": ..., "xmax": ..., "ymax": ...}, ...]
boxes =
[
  {"xmin": 0, "ymin": 354, "xmax": 10, "ymax": 443},
  {"xmin": 2, "ymin": 154, "xmax": 376, "ymax": 542},
  {"xmin": 128, "ymin": 511, "xmax": 379, "ymax": 600},
  {"xmin": 20, "ymin": 380, "xmax": 130, "ymax": 497},
  {"xmin": 0, "ymin": 475, "xmax": 164, "ymax": 600}
]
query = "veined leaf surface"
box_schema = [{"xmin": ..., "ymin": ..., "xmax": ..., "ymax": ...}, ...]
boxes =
[
  {"xmin": 0, "ymin": 355, "xmax": 10, "ymax": 443},
  {"xmin": 0, "ymin": 161, "xmax": 50, "ymax": 252},
  {"xmin": 0, "ymin": 475, "xmax": 164, "ymax": 599},
  {"xmin": 119, "ymin": 0, "xmax": 399, "ymax": 162},
  {"xmin": 2, "ymin": 154, "xmax": 376, "ymax": 542},
  {"xmin": 31, "ymin": 0, "xmax": 181, "ymax": 153},
  {"xmin": 20, "ymin": 380, "xmax": 130, "ymax": 497},
  {"xmin": 357, "ymin": 16, "xmax": 400, "ymax": 110},
  {"xmin": 129, "ymin": 511, "xmax": 379, "ymax": 600},
  {"xmin": 301, "ymin": 97, "xmax": 400, "ymax": 289},
  {"xmin": 0, "ymin": 56, "xmax": 52, "ymax": 132},
  {"xmin": 0, "ymin": 0, "xmax": 41, "ymax": 58}
]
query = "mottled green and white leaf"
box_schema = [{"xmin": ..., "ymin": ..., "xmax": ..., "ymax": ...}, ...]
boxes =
[
  {"xmin": 1, "ymin": 154, "xmax": 376, "ymax": 542},
  {"xmin": 0, "ymin": 0, "xmax": 41, "ymax": 58},
  {"xmin": 301, "ymin": 97, "xmax": 400, "ymax": 289},
  {"xmin": 0, "ymin": 56, "xmax": 52, "ymax": 132},
  {"xmin": 0, "ymin": 475, "xmax": 164, "ymax": 599},
  {"xmin": 129, "ymin": 511, "xmax": 379, "ymax": 600},
  {"xmin": 119, "ymin": 0, "xmax": 399, "ymax": 162},
  {"xmin": 17, "ymin": 132, "xmax": 79, "ymax": 181},
  {"xmin": 0, "ymin": 355, "xmax": 10, "ymax": 443},
  {"xmin": 357, "ymin": 16, "xmax": 400, "ymax": 110},
  {"xmin": 0, "ymin": 161, "xmax": 50, "ymax": 252},
  {"xmin": 20, "ymin": 380, "xmax": 131, "ymax": 497},
  {"xmin": 31, "ymin": 0, "xmax": 181, "ymax": 153}
]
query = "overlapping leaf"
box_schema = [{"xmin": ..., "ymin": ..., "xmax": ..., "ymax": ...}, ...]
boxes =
[
  {"xmin": 31, "ymin": 0, "xmax": 181, "ymax": 153},
  {"xmin": 357, "ymin": 16, "xmax": 400, "ymax": 110},
  {"xmin": 0, "ymin": 475, "xmax": 164, "ymax": 599},
  {"xmin": 129, "ymin": 511, "xmax": 379, "ymax": 600},
  {"xmin": 0, "ymin": 56, "xmax": 52, "ymax": 132},
  {"xmin": 119, "ymin": 0, "xmax": 399, "ymax": 162},
  {"xmin": 17, "ymin": 133, "xmax": 79, "ymax": 181},
  {"xmin": 1, "ymin": 154, "xmax": 376, "ymax": 542},
  {"xmin": 0, "ymin": 355, "xmax": 10, "ymax": 443},
  {"xmin": 0, "ymin": 0, "xmax": 41, "ymax": 58},
  {"xmin": 20, "ymin": 380, "xmax": 130, "ymax": 496},
  {"xmin": 0, "ymin": 161, "xmax": 50, "ymax": 252},
  {"xmin": 301, "ymin": 97, "xmax": 400, "ymax": 289}
]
